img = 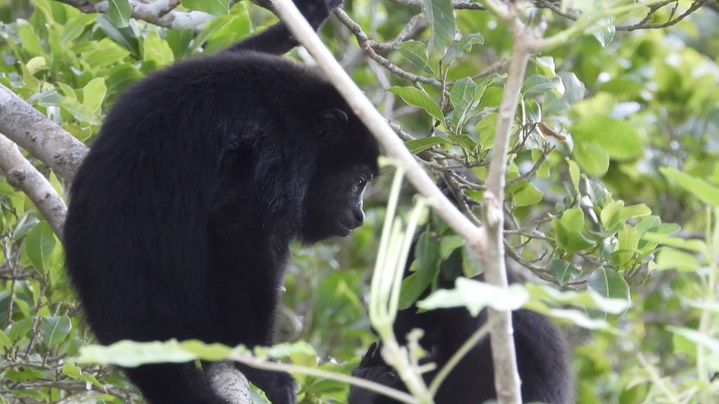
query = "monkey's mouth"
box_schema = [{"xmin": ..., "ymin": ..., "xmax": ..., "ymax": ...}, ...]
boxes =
[{"xmin": 335, "ymin": 221, "xmax": 356, "ymax": 237}]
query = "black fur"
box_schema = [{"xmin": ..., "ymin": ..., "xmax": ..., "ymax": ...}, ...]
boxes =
[
  {"xmin": 63, "ymin": 1, "xmax": 379, "ymax": 403},
  {"xmin": 349, "ymin": 246, "xmax": 573, "ymax": 403}
]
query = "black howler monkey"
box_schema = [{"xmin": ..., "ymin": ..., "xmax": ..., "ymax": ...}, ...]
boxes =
[
  {"xmin": 349, "ymin": 199, "xmax": 573, "ymax": 404},
  {"xmin": 63, "ymin": 1, "xmax": 379, "ymax": 403}
]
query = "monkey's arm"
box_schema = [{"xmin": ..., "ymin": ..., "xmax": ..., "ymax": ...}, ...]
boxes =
[{"xmin": 223, "ymin": 0, "xmax": 341, "ymax": 55}]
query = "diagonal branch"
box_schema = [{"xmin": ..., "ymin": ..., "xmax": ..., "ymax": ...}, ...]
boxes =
[
  {"xmin": 0, "ymin": 84, "xmax": 88, "ymax": 182},
  {"xmin": 0, "ymin": 134, "xmax": 67, "ymax": 239},
  {"xmin": 56, "ymin": 0, "xmax": 213, "ymax": 30}
]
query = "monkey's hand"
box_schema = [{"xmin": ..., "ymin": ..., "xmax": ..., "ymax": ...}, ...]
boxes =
[
  {"xmin": 348, "ymin": 342, "xmax": 405, "ymax": 403},
  {"xmin": 251, "ymin": 0, "xmax": 342, "ymax": 31}
]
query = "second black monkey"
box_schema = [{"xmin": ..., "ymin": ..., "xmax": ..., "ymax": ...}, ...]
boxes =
[{"xmin": 349, "ymin": 199, "xmax": 573, "ymax": 403}]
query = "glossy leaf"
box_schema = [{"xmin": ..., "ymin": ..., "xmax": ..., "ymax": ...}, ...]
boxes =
[
  {"xmin": 389, "ymin": 86, "xmax": 444, "ymax": 122},
  {"xmin": 107, "ymin": 0, "xmax": 131, "ymax": 28},
  {"xmin": 40, "ymin": 315, "xmax": 72, "ymax": 348},
  {"xmin": 183, "ymin": 0, "xmax": 231, "ymax": 15},
  {"xmin": 25, "ymin": 221, "xmax": 57, "ymax": 274},
  {"xmin": 422, "ymin": 0, "xmax": 455, "ymax": 59}
]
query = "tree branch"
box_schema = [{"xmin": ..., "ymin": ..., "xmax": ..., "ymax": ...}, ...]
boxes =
[
  {"xmin": 205, "ymin": 362, "xmax": 252, "ymax": 404},
  {"xmin": 0, "ymin": 84, "xmax": 87, "ymax": 182},
  {"xmin": 0, "ymin": 134, "xmax": 67, "ymax": 239},
  {"xmin": 56, "ymin": 0, "xmax": 214, "ymax": 30},
  {"xmin": 475, "ymin": 1, "xmax": 533, "ymax": 401},
  {"xmin": 387, "ymin": 0, "xmax": 485, "ymax": 10}
]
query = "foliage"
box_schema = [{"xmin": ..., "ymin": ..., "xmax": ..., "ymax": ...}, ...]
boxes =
[{"xmin": 0, "ymin": 0, "xmax": 718, "ymax": 403}]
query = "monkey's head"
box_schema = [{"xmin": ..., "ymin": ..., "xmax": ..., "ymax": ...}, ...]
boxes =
[{"xmin": 300, "ymin": 107, "xmax": 379, "ymax": 243}]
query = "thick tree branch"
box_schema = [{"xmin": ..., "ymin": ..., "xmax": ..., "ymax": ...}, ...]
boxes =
[
  {"xmin": 387, "ymin": 0, "xmax": 485, "ymax": 10},
  {"xmin": 205, "ymin": 362, "xmax": 251, "ymax": 404},
  {"xmin": 0, "ymin": 84, "xmax": 87, "ymax": 182},
  {"xmin": 0, "ymin": 134, "xmax": 67, "ymax": 239},
  {"xmin": 56, "ymin": 0, "xmax": 213, "ymax": 30},
  {"xmin": 476, "ymin": 0, "xmax": 532, "ymax": 401}
]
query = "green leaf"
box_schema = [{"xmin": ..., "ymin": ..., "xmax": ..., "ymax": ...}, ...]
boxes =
[
  {"xmin": 96, "ymin": 15, "xmax": 140, "ymax": 55},
  {"xmin": 82, "ymin": 39, "xmax": 131, "ymax": 68},
  {"xmin": 400, "ymin": 231, "xmax": 440, "ymax": 308},
  {"xmin": 82, "ymin": 78, "xmax": 107, "ymax": 113},
  {"xmin": 179, "ymin": 340, "xmax": 232, "ymax": 361},
  {"xmin": 641, "ymin": 232, "xmax": 705, "ymax": 252},
  {"xmin": 553, "ymin": 208, "xmax": 594, "ymax": 253},
  {"xmin": 586, "ymin": 267, "xmax": 630, "ymax": 318},
  {"xmin": 561, "ymin": 207, "xmax": 586, "ymax": 231},
  {"xmin": 399, "ymin": 231, "xmax": 439, "ymax": 309},
  {"xmin": 439, "ymin": 235, "xmax": 464, "ymax": 260},
  {"xmin": 534, "ymin": 56, "xmax": 557, "ymax": 77},
  {"xmin": 82, "ymin": 372, "xmax": 106, "ymax": 392},
  {"xmin": 508, "ymin": 181, "xmax": 543, "ymax": 207},
  {"xmin": 475, "ymin": 112, "xmax": 498, "ymax": 149},
  {"xmin": 572, "ymin": 116, "xmax": 642, "ymax": 161},
  {"xmin": 455, "ymin": 33, "xmax": 484, "ymax": 51},
  {"xmin": 404, "ymin": 137, "xmax": 449, "ymax": 154},
  {"xmin": 660, "ymin": 167, "xmax": 719, "ymax": 208},
  {"xmin": 388, "ymin": 86, "xmax": 444, "ymax": 122},
  {"xmin": 450, "ymin": 135, "xmax": 477, "ymax": 154},
  {"xmin": 106, "ymin": 65, "xmax": 143, "ymax": 95},
  {"xmin": 166, "ymin": 29, "xmax": 195, "ymax": 59},
  {"xmin": 422, "ymin": 0, "xmax": 455, "ymax": 60},
  {"xmin": 528, "ymin": 282, "xmax": 630, "ymax": 330},
  {"xmin": 61, "ymin": 13, "xmax": 97, "ymax": 43},
  {"xmin": 442, "ymin": 33, "xmax": 484, "ymax": 65},
  {"xmin": 559, "ymin": 72, "xmax": 587, "ymax": 104},
  {"xmin": 254, "ymin": 340, "xmax": 315, "ymax": 359},
  {"xmin": 143, "ymin": 30, "xmax": 175, "ymax": 67},
  {"xmin": 77, "ymin": 340, "xmax": 199, "ymax": 366},
  {"xmin": 17, "ymin": 22, "xmax": 44, "ymax": 58},
  {"xmin": 63, "ymin": 363, "xmax": 107, "ymax": 392},
  {"xmin": 592, "ymin": 18, "xmax": 616, "ymax": 47},
  {"xmin": 550, "ymin": 259, "xmax": 581, "ymax": 286},
  {"xmin": 190, "ymin": 12, "xmax": 251, "ymax": 54},
  {"xmin": 397, "ymin": 41, "xmax": 437, "ymax": 77},
  {"xmin": 567, "ymin": 158, "xmax": 581, "ymax": 192},
  {"xmin": 573, "ymin": 140, "xmax": 609, "ymax": 177},
  {"xmin": 419, "ymin": 278, "xmax": 529, "ymax": 316},
  {"xmin": 8, "ymin": 318, "xmax": 34, "ymax": 342},
  {"xmin": 600, "ymin": 200, "xmax": 651, "ymax": 232},
  {"xmin": 25, "ymin": 221, "xmax": 57, "ymax": 274},
  {"xmin": 461, "ymin": 243, "xmax": 483, "ymax": 278},
  {"xmin": 449, "ymin": 78, "xmax": 485, "ymax": 129},
  {"xmin": 40, "ymin": 315, "xmax": 72, "ymax": 348},
  {"xmin": 38, "ymin": 93, "xmax": 98, "ymax": 124},
  {"xmin": 107, "ymin": 0, "xmax": 131, "ymax": 28},
  {"xmin": 0, "ymin": 330, "xmax": 12, "ymax": 352},
  {"xmin": 668, "ymin": 327, "xmax": 719, "ymax": 354},
  {"xmin": 25, "ymin": 56, "xmax": 46, "ymax": 74},
  {"xmin": 531, "ymin": 308, "xmax": 616, "ymax": 330},
  {"xmin": 524, "ymin": 75, "xmax": 563, "ymax": 96},
  {"xmin": 183, "ymin": 0, "xmax": 231, "ymax": 15},
  {"xmin": 612, "ymin": 225, "xmax": 640, "ymax": 269},
  {"xmin": 655, "ymin": 248, "xmax": 700, "ymax": 272},
  {"xmin": 62, "ymin": 362, "xmax": 83, "ymax": 378}
]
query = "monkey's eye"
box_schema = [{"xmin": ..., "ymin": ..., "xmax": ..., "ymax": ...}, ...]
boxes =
[{"xmin": 353, "ymin": 176, "xmax": 368, "ymax": 191}]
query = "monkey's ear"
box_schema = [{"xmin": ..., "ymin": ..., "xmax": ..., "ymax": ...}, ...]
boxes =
[{"xmin": 319, "ymin": 108, "xmax": 348, "ymax": 137}]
